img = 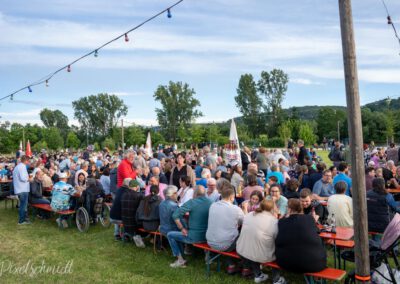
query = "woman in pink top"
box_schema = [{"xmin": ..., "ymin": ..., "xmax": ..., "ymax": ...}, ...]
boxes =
[
  {"xmin": 144, "ymin": 175, "xmax": 166, "ymax": 200},
  {"xmin": 241, "ymin": 190, "xmax": 263, "ymax": 214},
  {"xmin": 242, "ymin": 174, "xmax": 263, "ymax": 200}
]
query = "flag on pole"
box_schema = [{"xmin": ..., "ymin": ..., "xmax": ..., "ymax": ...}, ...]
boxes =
[
  {"xmin": 225, "ymin": 118, "xmax": 242, "ymax": 167},
  {"xmin": 26, "ymin": 140, "xmax": 32, "ymax": 157},
  {"xmin": 145, "ymin": 132, "xmax": 153, "ymax": 158}
]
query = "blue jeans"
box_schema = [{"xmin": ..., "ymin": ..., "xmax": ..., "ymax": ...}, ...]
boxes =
[
  {"xmin": 31, "ymin": 198, "xmax": 50, "ymax": 205},
  {"xmin": 17, "ymin": 192, "xmax": 29, "ymax": 223},
  {"xmin": 110, "ymin": 218, "xmax": 122, "ymax": 236},
  {"xmin": 167, "ymin": 231, "xmax": 194, "ymax": 257}
]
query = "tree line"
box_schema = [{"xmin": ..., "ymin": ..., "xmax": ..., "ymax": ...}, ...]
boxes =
[{"xmin": 0, "ymin": 70, "xmax": 397, "ymax": 153}]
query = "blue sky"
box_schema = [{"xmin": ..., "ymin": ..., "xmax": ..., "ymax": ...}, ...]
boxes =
[{"xmin": 0, "ymin": 0, "xmax": 399, "ymax": 126}]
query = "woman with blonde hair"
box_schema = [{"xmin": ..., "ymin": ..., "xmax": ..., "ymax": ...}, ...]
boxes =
[{"xmin": 237, "ymin": 199, "xmax": 285, "ymax": 283}]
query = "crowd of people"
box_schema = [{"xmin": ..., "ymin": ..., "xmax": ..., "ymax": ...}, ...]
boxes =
[{"xmin": 4, "ymin": 139, "xmax": 400, "ymax": 283}]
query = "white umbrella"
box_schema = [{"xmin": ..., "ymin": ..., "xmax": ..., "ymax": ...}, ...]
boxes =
[
  {"xmin": 145, "ymin": 132, "xmax": 153, "ymax": 157},
  {"xmin": 225, "ymin": 119, "xmax": 242, "ymax": 167}
]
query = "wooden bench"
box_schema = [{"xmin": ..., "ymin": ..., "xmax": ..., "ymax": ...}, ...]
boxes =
[
  {"xmin": 4, "ymin": 195, "xmax": 19, "ymax": 209},
  {"xmin": 325, "ymin": 239, "xmax": 355, "ymax": 269},
  {"xmin": 138, "ymin": 227, "xmax": 162, "ymax": 236},
  {"xmin": 31, "ymin": 203, "xmax": 75, "ymax": 215},
  {"xmin": 31, "ymin": 203, "xmax": 76, "ymax": 229},
  {"xmin": 193, "ymin": 243, "xmax": 346, "ymax": 283}
]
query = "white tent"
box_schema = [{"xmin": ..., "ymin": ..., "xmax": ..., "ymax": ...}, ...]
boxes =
[{"xmin": 225, "ymin": 118, "xmax": 242, "ymax": 167}]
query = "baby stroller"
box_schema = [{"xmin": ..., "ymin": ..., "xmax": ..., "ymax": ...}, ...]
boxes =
[{"xmin": 342, "ymin": 213, "xmax": 400, "ymax": 283}]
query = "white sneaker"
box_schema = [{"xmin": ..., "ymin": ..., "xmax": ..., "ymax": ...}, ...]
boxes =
[
  {"xmin": 61, "ymin": 219, "xmax": 68, "ymax": 228},
  {"xmin": 273, "ymin": 276, "xmax": 287, "ymax": 284},
  {"xmin": 254, "ymin": 273, "xmax": 269, "ymax": 283},
  {"xmin": 170, "ymin": 259, "xmax": 186, "ymax": 268},
  {"xmin": 133, "ymin": 235, "xmax": 145, "ymax": 248}
]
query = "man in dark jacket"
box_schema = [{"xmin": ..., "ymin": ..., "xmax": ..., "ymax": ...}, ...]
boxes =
[
  {"xmin": 328, "ymin": 140, "xmax": 344, "ymax": 168},
  {"xmin": 83, "ymin": 178, "xmax": 105, "ymax": 223},
  {"xmin": 109, "ymin": 161, "xmax": 118, "ymax": 199},
  {"xmin": 110, "ymin": 178, "xmax": 131, "ymax": 240},
  {"xmin": 121, "ymin": 179, "xmax": 144, "ymax": 247},
  {"xmin": 300, "ymin": 188, "xmax": 327, "ymax": 224},
  {"xmin": 308, "ymin": 163, "xmax": 325, "ymax": 190},
  {"xmin": 30, "ymin": 169, "xmax": 50, "ymax": 218},
  {"xmin": 297, "ymin": 140, "xmax": 308, "ymax": 166},
  {"xmin": 30, "ymin": 169, "xmax": 50, "ymax": 205}
]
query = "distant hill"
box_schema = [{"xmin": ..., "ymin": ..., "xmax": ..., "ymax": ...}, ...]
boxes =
[
  {"xmin": 194, "ymin": 97, "xmax": 398, "ymax": 126},
  {"xmin": 364, "ymin": 97, "xmax": 400, "ymax": 112}
]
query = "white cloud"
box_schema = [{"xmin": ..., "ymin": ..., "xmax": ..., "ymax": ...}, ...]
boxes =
[{"xmin": 291, "ymin": 78, "xmax": 322, "ymax": 85}]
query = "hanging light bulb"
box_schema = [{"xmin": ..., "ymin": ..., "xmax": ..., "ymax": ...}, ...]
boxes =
[
  {"xmin": 28, "ymin": 86, "xmax": 32, "ymax": 93},
  {"xmin": 124, "ymin": 33, "xmax": 129, "ymax": 42},
  {"xmin": 67, "ymin": 65, "xmax": 71, "ymax": 72},
  {"xmin": 10, "ymin": 94, "xmax": 13, "ymax": 101},
  {"xmin": 94, "ymin": 50, "xmax": 98, "ymax": 57},
  {"xmin": 45, "ymin": 80, "xmax": 49, "ymax": 87},
  {"xmin": 387, "ymin": 16, "xmax": 393, "ymax": 25},
  {"xmin": 167, "ymin": 9, "xmax": 172, "ymax": 18}
]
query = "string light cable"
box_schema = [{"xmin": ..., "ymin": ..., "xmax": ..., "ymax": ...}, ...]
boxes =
[
  {"xmin": 381, "ymin": 0, "xmax": 400, "ymax": 53},
  {"xmin": 1, "ymin": 0, "xmax": 184, "ymax": 102}
]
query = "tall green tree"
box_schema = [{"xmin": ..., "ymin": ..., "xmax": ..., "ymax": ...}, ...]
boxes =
[
  {"xmin": 43, "ymin": 127, "xmax": 64, "ymax": 150},
  {"xmin": 235, "ymin": 74, "xmax": 263, "ymax": 138},
  {"xmin": 154, "ymin": 81, "xmax": 202, "ymax": 142},
  {"xmin": 125, "ymin": 125, "xmax": 145, "ymax": 147},
  {"xmin": 205, "ymin": 124, "xmax": 220, "ymax": 143},
  {"xmin": 299, "ymin": 123, "xmax": 317, "ymax": 146},
  {"xmin": 103, "ymin": 137, "xmax": 116, "ymax": 151},
  {"xmin": 40, "ymin": 108, "xmax": 69, "ymax": 136},
  {"xmin": 257, "ymin": 69, "xmax": 289, "ymax": 136},
  {"xmin": 72, "ymin": 93, "xmax": 128, "ymax": 138},
  {"xmin": 189, "ymin": 124, "xmax": 205, "ymax": 144},
  {"xmin": 278, "ymin": 121, "xmax": 292, "ymax": 146},
  {"xmin": 66, "ymin": 132, "xmax": 81, "ymax": 149},
  {"xmin": 316, "ymin": 108, "xmax": 346, "ymax": 141}
]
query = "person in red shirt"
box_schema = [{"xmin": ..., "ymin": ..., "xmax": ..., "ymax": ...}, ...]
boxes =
[{"xmin": 117, "ymin": 150, "xmax": 137, "ymax": 188}]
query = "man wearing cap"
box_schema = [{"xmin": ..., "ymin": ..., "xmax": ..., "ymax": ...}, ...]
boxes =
[
  {"xmin": 13, "ymin": 155, "xmax": 31, "ymax": 225},
  {"xmin": 117, "ymin": 150, "xmax": 137, "ymax": 188},
  {"xmin": 51, "ymin": 172, "xmax": 76, "ymax": 228},
  {"xmin": 121, "ymin": 179, "xmax": 145, "ymax": 247}
]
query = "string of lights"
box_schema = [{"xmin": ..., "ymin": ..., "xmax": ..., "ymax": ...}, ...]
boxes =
[
  {"xmin": 1, "ymin": 0, "xmax": 184, "ymax": 102},
  {"xmin": 381, "ymin": 0, "xmax": 400, "ymax": 54}
]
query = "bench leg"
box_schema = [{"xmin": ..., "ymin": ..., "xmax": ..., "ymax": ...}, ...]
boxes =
[
  {"xmin": 205, "ymin": 251, "xmax": 211, "ymax": 277},
  {"xmin": 304, "ymin": 276, "xmax": 327, "ymax": 284},
  {"xmin": 204, "ymin": 251, "xmax": 221, "ymax": 277},
  {"xmin": 304, "ymin": 275, "xmax": 315, "ymax": 284}
]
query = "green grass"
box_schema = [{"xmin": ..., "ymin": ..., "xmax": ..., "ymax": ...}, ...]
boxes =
[
  {"xmin": 0, "ymin": 199, "xmax": 345, "ymax": 284},
  {"xmin": 317, "ymin": 150, "xmax": 333, "ymax": 168}
]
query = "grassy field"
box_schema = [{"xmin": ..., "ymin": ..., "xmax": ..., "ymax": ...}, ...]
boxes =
[
  {"xmin": 0, "ymin": 200, "xmax": 346, "ymax": 284},
  {"xmin": 317, "ymin": 150, "xmax": 333, "ymax": 167}
]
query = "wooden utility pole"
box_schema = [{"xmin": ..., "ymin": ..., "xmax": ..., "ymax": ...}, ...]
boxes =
[
  {"xmin": 338, "ymin": 0, "xmax": 370, "ymax": 282},
  {"xmin": 121, "ymin": 119, "xmax": 125, "ymax": 152}
]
